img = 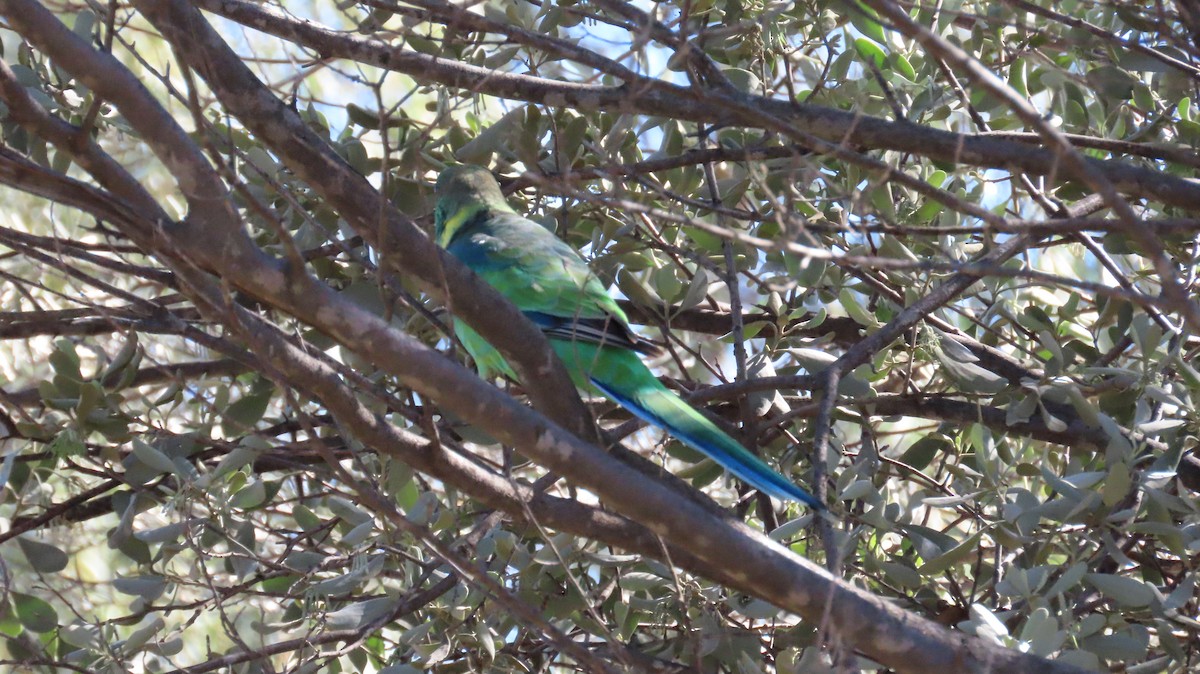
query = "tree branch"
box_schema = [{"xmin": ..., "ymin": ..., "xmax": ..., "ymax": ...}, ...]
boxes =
[{"xmin": 195, "ymin": 0, "xmax": 1200, "ymax": 212}]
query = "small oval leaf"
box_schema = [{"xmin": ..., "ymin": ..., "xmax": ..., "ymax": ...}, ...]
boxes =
[{"xmin": 17, "ymin": 537, "xmax": 69, "ymax": 573}]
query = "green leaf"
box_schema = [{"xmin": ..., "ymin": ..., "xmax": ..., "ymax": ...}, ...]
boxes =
[
  {"xmin": 211, "ymin": 443, "xmax": 263, "ymax": 480},
  {"xmin": 1102, "ymin": 461, "xmax": 1132, "ymax": 506},
  {"xmin": 339, "ymin": 519, "xmax": 375, "ymax": 548},
  {"xmin": 326, "ymin": 597, "xmax": 398, "ymax": 630},
  {"xmin": 838, "ymin": 288, "xmax": 880, "ymax": 329},
  {"xmin": 1046, "ymin": 562, "xmax": 1088, "ymax": 597},
  {"xmin": 1018, "ymin": 607, "xmax": 1062, "ymax": 656},
  {"xmin": 969, "ymin": 603, "xmax": 1009, "ymax": 639},
  {"xmin": 73, "ymin": 10, "xmax": 96, "ymax": 39},
  {"xmin": 1086, "ymin": 65, "xmax": 1138, "ymax": 101},
  {"xmin": 12, "ymin": 592, "xmax": 57, "ymax": 633},
  {"xmin": 899, "ymin": 435, "xmax": 951, "ymax": 471},
  {"xmin": 60, "ymin": 622, "xmax": 101, "ymax": 650},
  {"xmin": 880, "ymin": 561, "xmax": 921, "ymax": 588},
  {"xmin": 919, "ymin": 530, "xmax": 984, "ymax": 575},
  {"xmin": 934, "ymin": 339, "xmax": 1006, "ymax": 395},
  {"xmin": 292, "ymin": 504, "xmax": 324, "ymax": 532},
  {"xmin": 877, "ymin": 235, "xmax": 918, "ymax": 263},
  {"xmin": 1085, "ymin": 573, "xmax": 1157, "ymax": 607},
  {"xmin": 112, "ymin": 575, "xmax": 168, "ymax": 600},
  {"xmin": 1080, "ymin": 626, "xmax": 1150, "ymax": 661},
  {"xmin": 839, "ymin": 479, "xmax": 876, "ymax": 502},
  {"xmin": 677, "ymin": 269, "xmax": 710, "ymax": 313},
  {"xmin": 900, "ymin": 524, "xmax": 958, "ymax": 564},
  {"xmin": 768, "ymin": 515, "xmax": 815, "ymax": 542},
  {"xmin": 721, "ymin": 68, "xmax": 763, "ymax": 94},
  {"xmin": 49, "ymin": 339, "xmax": 82, "ymax": 382},
  {"xmin": 131, "ymin": 438, "xmax": 178, "ymax": 476},
  {"xmin": 17, "ymin": 536, "xmax": 69, "ymax": 573},
  {"xmin": 284, "ymin": 551, "xmax": 326, "ymax": 572},
  {"xmin": 327, "ymin": 497, "xmax": 372, "ymax": 527},
  {"xmin": 1009, "ymin": 58, "xmax": 1028, "ymax": 98},
  {"xmin": 455, "ymin": 106, "xmax": 526, "ymax": 163},
  {"xmin": 74, "ymin": 380, "xmax": 105, "ymax": 420},
  {"xmin": 0, "ymin": 599, "xmax": 19, "ymax": 637},
  {"xmin": 854, "ymin": 38, "xmax": 886, "ymax": 70},
  {"xmin": 134, "ymin": 521, "xmax": 194, "ymax": 544},
  {"xmin": 47, "ymin": 428, "xmax": 85, "ymax": 459},
  {"xmin": 891, "ymin": 53, "xmax": 916, "ymax": 81},
  {"xmin": 848, "ymin": 9, "xmax": 887, "ymax": 43},
  {"xmin": 120, "ymin": 616, "xmax": 165, "ymax": 655},
  {"xmin": 221, "ymin": 381, "xmax": 275, "ymax": 436},
  {"xmin": 230, "ymin": 479, "xmax": 268, "ymax": 509},
  {"xmin": 308, "ymin": 555, "xmax": 384, "ymax": 596}
]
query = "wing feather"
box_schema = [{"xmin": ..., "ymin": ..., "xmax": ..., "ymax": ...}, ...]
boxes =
[{"xmin": 447, "ymin": 211, "xmax": 660, "ymax": 355}]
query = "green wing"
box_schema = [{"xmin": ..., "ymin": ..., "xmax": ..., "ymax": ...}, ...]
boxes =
[{"xmin": 452, "ymin": 212, "xmax": 624, "ymax": 323}]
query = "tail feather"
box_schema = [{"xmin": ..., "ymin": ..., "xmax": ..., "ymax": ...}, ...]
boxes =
[{"xmin": 591, "ymin": 376, "xmax": 824, "ymax": 510}]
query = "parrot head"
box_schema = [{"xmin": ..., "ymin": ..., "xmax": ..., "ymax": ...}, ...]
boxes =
[{"xmin": 434, "ymin": 165, "xmax": 510, "ymax": 246}]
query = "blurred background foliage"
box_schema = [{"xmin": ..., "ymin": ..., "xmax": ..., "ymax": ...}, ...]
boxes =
[{"xmin": 1, "ymin": 0, "xmax": 1199, "ymax": 672}]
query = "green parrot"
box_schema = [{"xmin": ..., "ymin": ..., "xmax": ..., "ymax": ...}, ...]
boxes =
[{"xmin": 434, "ymin": 165, "xmax": 823, "ymax": 509}]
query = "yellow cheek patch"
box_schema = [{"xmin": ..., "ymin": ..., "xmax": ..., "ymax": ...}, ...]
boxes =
[{"xmin": 438, "ymin": 207, "xmax": 477, "ymax": 247}]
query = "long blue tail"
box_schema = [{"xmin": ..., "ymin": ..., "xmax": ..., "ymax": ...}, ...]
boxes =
[{"xmin": 590, "ymin": 375, "xmax": 824, "ymax": 510}]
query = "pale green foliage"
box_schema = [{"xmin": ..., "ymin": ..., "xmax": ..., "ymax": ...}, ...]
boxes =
[{"xmin": 0, "ymin": 1, "xmax": 1198, "ymax": 673}]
